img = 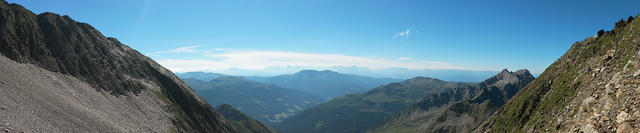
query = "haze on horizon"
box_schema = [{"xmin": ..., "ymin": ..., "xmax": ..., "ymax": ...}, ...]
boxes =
[{"xmin": 10, "ymin": 0, "xmax": 640, "ymax": 78}]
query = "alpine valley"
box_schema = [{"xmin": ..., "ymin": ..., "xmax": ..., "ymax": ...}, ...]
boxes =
[{"xmin": 3, "ymin": 0, "xmax": 640, "ymax": 133}]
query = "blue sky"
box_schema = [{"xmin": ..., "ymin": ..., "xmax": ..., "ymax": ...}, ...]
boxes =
[{"xmin": 8, "ymin": 0, "xmax": 640, "ymax": 74}]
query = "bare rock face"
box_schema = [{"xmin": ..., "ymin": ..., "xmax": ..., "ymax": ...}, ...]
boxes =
[
  {"xmin": 475, "ymin": 15, "xmax": 640, "ymax": 132},
  {"xmin": 0, "ymin": 1, "xmax": 235, "ymax": 132},
  {"xmin": 370, "ymin": 69, "xmax": 533, "ymax": 133}
]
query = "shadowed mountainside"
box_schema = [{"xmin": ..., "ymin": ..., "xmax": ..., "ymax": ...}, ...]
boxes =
[
  {"xmin": 183, "ymin": 76, "xmax": 323, "ymax": 125},
  {"xmin": 216, "ymin": 104, "xmax": 278, "ymax": 133},
  {"xmin": 0, "ymin": 1, "xmax": 235, "ymax": 132}
]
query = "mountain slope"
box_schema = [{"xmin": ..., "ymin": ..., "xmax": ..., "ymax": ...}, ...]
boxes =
[
  {"xmin": 216, "ymin": 104, "xmax": 278, "ymax": 133},
  {"xmin": 184, "ymin": 76, "xmax": 324, "ymax": 125},
  {"xmin": 371, "ymin": 69, "xmax": 534, "ymax": 133},
  {"xmin": 277, "ymin": 76, "xmax": 477, "ymax": 133},
  {"xmin": 476, "ymin": 16, "xmax": 640, "ymax": 132},
  {"xmin": 246, "ymin": 70, "xmax": 402, "ymax": 99},
  {"xmin": 0, "ymin": 1, "xmax": 234, "ymax": 132}
]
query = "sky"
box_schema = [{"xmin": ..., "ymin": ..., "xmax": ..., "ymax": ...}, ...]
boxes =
[{"xmin": 7, "ymin": 0, "xmax": 640, "ymax": 75}]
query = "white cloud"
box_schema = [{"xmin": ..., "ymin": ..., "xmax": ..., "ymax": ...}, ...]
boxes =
[
  {"xmin": 393, "ymin": 29, "xmax": 411, "ymax": 39},
  {"xmin": 156, "ymin": 50, "xmax": 475, "ymax": 73},
  {"xmin": 155, "ymin": 45, "xmax": 201, "ymax": 54},
  {"xmin": 398, "ymin": 57, "xmax": 411, "ymax": 60},
  {"xmin": 148, "ymin": 45, "xmax": 229, "ymax": 56}
]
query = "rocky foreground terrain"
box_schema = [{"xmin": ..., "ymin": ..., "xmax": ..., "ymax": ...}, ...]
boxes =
[
  {"xmin": 476, "ymin": 16, "xmax": 640, "ymax": 132},
  {"xmin": 0, "ymin": 1, "xmax": 235, "ymax": 132}
]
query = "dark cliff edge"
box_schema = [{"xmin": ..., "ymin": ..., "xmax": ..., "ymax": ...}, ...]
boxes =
[{"xmin": 0, "ymin": 1, "xmax": 235, "ymax": 132}]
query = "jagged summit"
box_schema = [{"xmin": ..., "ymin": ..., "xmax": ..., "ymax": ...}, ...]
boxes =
[
  {"xmin": 481, "ymin": 69, "xmax": 534, "ymax": 89},
  {"xmin": 514, "ymin": 69, "xmax": 531, "ymax": 76}
]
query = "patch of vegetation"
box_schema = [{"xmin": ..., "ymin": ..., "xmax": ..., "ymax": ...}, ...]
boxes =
[
  {"xmin": 481, "ymin": 15, "xmax": 640, "ymax": 132},
  {"xmin": 153, "ymin": 90, "xmax": 170, "ymax": 104}
]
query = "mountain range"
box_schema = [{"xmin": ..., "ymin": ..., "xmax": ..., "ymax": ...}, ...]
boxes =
[
  {"xmin": 183, "ymin": 76, "xmax": 324, "ymax": 126},
  {"xmin": 246, "ymin": 70, "xmax": 402, "ymax": 100},
  {"xmin": 276, "ymin": 69, "xmax": 533, "ymax": 133},
  {"xmin": 371, "ymin": 69, "xmax": 534, "ymax": 133},
  {"xmin": 3, "ymin": 0, "xmax": 640, "ymax": 132},
  {"xmin": 198, "ymin": 66, "xmax": 502, "ymax": 82},
  {"xmin": 276, "ymin": 75, "xmax": 478, "ymax": 133}
]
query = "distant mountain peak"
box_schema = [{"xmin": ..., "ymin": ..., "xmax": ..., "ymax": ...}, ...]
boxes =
[
  {"xmin": 412, "ymin": 76, "xmax": 438, "ymax": 79},
  {"xmin": 483, "ymin": 69, "xmax": 534, "ymax": 88},
  {"xmin": 500, "ymin": 68, "xmax": 510, "ymax": 73},
  {"xmin": 514, "ymin": 69, "xmax": 531, "ymax": 76},
  {"xmin": 295, "ymin": 69, "xmax": 339, "ymax": 75},
  {"xmin": 400, "ymin": 76, "xmax": 448, "ymax": 85}
]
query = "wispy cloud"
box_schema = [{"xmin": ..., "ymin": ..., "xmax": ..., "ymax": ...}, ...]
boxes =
[
  {"xmin": 155, "ymin": 45, "xmax": 201, "ymax": 54},
  {"xmin": 397, "ymin": 57, "xmax": 411, "ymax": 60},
  {"xmin": 155, "ymin": 50, "xmax": 476, "ymax": 72},
  {"xmin": 392, "ymin": 29, "xmax": 412, "ymax": 39},
  {"xmin": 147, "ymin": 45, "xmax": 229, "ymax": 56}
]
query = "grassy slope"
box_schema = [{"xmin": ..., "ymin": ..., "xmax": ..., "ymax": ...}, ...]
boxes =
[{"xmin": 477, "ymin": 15, "xmax": 640, "ymax": 132}]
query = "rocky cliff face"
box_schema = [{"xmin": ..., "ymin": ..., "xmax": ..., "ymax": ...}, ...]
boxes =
[
  {"xmin": 0, "ymin": 1, "xmax": 235, "ymax": 132},
  {"xmin": 370, "ymin": 69, "xmax": 533, "ymax": 133},
  {"xmin": 476, "ymin": 15, "xmax": 640, "ymax": 132}
]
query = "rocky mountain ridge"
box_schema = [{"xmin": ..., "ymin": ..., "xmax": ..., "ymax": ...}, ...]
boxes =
[
  {"xmin": 371, "ymin": 69, "xmax": 534, "ymax": 133},
  {"xmin": 276, "ymin": 76, "xmax": 477, "ymax": 133},
  {"xmin": 475, "ymin": 15, "xmax": 640, "ymax": 132},
  {"xmin": 0, "ymin": 1, "xmax": 235, "ymax": 132}
]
